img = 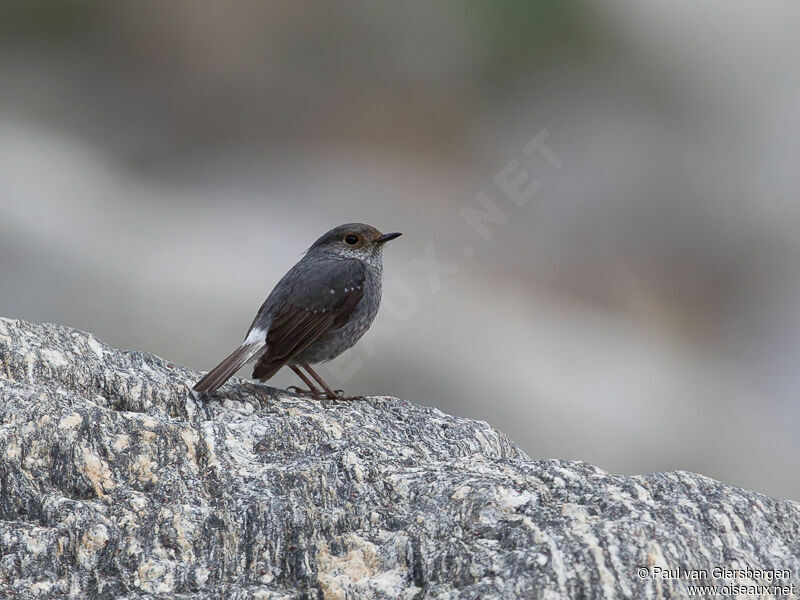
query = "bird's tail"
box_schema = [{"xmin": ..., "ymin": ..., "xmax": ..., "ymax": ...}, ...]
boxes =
[{"xmin": 193, "ymin": 343, "xmax": 263, "ymax": 393}]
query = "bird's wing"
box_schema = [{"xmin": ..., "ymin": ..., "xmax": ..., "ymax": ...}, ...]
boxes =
[{"xmin": 252, "ymin": 258, "xmax": 366, "ymax": 381}]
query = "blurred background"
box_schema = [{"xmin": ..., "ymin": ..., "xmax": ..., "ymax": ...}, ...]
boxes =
[{"xmin": 2, "ymin": 1, "xmax": 799, "ymax": 500}]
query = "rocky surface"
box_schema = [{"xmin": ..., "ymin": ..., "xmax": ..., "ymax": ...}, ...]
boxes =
[{"xmin": 0, "ymin": 317, "xmax": 798, "ymax": 599}]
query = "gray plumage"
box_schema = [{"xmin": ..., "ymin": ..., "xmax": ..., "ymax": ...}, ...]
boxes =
[{"xmin": 193, "ymin": 223, "xmax": 400, "ymax": 396}]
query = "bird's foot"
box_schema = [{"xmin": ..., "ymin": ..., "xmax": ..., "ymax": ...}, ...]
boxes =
[
  {"xmin": 285, "ymin": 385, "xmax": 318, "ymax": 397},
  {"xmin": 323, "ymin": 390, "xmax": 364, "ymax": 401},
  {"xmin": 286, "ymin": 385, "xmax": 362, "ymax": 401}
]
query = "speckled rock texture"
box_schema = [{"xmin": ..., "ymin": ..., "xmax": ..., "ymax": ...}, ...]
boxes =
[{"xmin": 0, "ymin": 317, "xmax": 798, "ymax": 599}]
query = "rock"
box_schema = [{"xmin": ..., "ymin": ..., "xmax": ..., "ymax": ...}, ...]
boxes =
[{"xmin": 0, "ymin": 317, "xmax": 798, "ymax": 600}]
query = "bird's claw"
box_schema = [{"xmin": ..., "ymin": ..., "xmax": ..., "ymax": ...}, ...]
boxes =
[
  {"xmin": 285, "ymin": 385, "xmax": 362, "ymax": 401},
  {"xmin": 285, "ymin": 385, "xmax": 317, "ymax": 397},
  {"xmin": 326, "ymin": 390, "xmax": 363, "ymax": 401}
]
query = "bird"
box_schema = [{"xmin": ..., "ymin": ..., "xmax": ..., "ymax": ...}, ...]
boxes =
[{"xmin": 193, "ymin": 223, "xmax": 402, "ymax": 398}]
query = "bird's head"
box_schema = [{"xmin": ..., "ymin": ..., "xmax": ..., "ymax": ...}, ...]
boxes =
[{"xmin": 308, "ymin": 223, "xmax": 402, "ymax": 264}]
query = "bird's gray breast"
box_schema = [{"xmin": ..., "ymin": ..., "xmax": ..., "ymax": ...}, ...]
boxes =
[{"xmin": 296, "ymin": 264, "xmax": 382, "ymax": 363}]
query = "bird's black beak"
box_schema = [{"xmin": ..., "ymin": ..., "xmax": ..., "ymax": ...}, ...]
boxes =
[{"xmin": 376, "ymin": 232, "xmax": 402, "ymax": 245}]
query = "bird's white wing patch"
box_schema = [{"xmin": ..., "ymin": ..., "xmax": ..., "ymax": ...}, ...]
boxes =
[{"xmin": 244, "ymin": 327, "xmax": 267, "ymax": 345}]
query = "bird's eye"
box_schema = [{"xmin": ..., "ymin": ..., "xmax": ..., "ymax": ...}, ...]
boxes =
[{"xmin": 344, "ymin": 234, "xmax": 360, "ymax": 246}]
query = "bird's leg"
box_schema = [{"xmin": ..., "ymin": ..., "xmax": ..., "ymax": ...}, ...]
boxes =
[
  {"xmin": 287, "ymin": 365, "xmax": 322, "ymax": 397},
  {"xmin": 299, "ymin": 362, "xmax": 337, "ymax": 397},
  {"xmin": 300, "ymin": 362, "xmax": 359, "ymax": 400}
]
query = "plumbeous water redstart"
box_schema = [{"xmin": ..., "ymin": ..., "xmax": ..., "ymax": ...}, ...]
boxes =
[{"xmin": 193, "ymin": 223, "xmax": 401, "ymax": 399}]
